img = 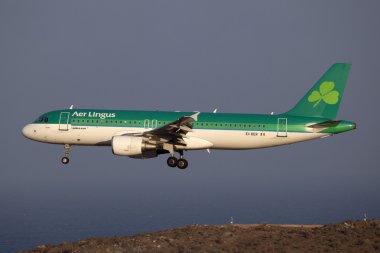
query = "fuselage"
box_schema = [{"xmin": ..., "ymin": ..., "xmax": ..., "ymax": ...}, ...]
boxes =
[
  {"xmin": 21, "ymin": 64, "xmax": 356, "ymax": 168},
  {"xmin": 22, "ymin": 109, "xmax": 356, "ymax": 150}
]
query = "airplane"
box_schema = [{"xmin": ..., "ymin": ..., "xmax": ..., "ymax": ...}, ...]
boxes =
[{"xmin": 22, "ymin": 63, "xmax": 356, "ymax": 169}]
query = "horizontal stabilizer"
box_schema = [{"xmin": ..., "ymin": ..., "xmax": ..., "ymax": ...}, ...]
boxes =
[{"xmin": 307, "ymin": 120, "xmax": 342, "ymax": 129}]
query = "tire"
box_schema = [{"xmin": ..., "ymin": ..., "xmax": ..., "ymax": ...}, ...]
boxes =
[
  {"xmin": 167, "ymin": 157, "xmax": 178, "ymax": 167},
  {"xmin": 61, "ymin": 157, "xmax": 69, "ymax": 164},
  {"xmin": 177, "ymin": 159, "xmax": 188, "ymax": 169}
]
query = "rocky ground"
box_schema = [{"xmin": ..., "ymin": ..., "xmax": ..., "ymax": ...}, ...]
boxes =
[{"xmin": 20, "ymin": 220, "xmax": 380, "ymax": 253}]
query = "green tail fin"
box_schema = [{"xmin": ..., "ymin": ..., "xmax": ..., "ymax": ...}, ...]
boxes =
[{"xmin": 285, "ymin": 63, "xmax": 351, "ymax": 119}]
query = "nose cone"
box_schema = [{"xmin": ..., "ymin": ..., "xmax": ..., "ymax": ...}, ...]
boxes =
[{"xmin": 22, "ymin": 124, "xmax": 34, "ymax": 140}]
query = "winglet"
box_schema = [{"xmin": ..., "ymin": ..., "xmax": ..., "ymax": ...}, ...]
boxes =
[
  {"xmin": 69, "ymin": 105, "xmax": 74, "ymax": 109},
  {"xmin": 191, "ymin": 112, "xmax": 200, "ymax": 121}
]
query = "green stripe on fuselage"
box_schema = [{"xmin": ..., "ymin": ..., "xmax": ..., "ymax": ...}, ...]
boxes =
[{"xmin": 33, "ymin": 109, "xmax": 355, "ymax": 134}]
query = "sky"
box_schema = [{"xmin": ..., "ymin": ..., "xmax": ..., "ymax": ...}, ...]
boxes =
[{"xmin": 1, "ymin": 0, "xmax": 380, "ymax": 252}]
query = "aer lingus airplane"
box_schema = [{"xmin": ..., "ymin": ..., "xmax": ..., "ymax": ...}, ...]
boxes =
[{"xmin": 22, "ymin": 63, "xmax": 356, "ymax": 169}]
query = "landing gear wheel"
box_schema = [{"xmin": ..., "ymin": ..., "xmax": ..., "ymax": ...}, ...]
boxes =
[
  {"xmin": 61, "ymin": 144, "xmax": 71, "ymax": 165},
  {"xmin": 167, "ymin": 157, "xmax": 178, "ymax": 167},
  {"xmin": 177, "ymin": 159, "xmax": 188, "ymax": 169},
  {"xmin": 61, "ymin": 157, "xmax": 69, "ymax": 164}
]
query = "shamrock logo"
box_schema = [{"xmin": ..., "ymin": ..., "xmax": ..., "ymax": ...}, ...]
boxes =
[{"xmin": 308, "ymin": 81, "xmax": 340, "ymax": 108}]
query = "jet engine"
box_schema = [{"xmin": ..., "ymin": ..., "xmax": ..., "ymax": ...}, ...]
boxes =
[{"xmin": 112, "ymin": 136, "xmax": 157, "ymax": 159}]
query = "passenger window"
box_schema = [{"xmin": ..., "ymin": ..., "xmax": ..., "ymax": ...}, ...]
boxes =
[{"xmin": 44, "ymin": 118, "xmax": 48, "ymax": 123}]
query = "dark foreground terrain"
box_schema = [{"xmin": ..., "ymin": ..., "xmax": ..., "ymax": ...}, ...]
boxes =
[{"xmin": 21, "ymin": 220, "xmax": 380, "ymax": 253}]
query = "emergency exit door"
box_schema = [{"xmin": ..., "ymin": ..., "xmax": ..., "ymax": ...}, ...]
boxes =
[{"xmin": 277, "ymin": 118, "xmax": 287, "ymax": 137}]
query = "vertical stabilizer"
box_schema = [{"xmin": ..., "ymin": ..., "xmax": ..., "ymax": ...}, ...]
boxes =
[{"xmin": 285, "ymin": 63, "xmax": 351, "ymax": 119}]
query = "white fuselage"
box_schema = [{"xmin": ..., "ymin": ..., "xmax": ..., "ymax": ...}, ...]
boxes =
[{"xmin": 22, "ymin": 123, "xmax": 330, "ymax": 150}]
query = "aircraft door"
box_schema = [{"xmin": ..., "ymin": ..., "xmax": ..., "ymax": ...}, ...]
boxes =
[
  {"xmin": 277, "ymin": 118, "xmax": 287, "ymax": 137},
  {"xmin": 144, "ymin": 119, "xmax": 149, "ymax": 129},
  {"xmin": 151, "ymin": 119, "xmax": 157, "ymax": 129},
  {"xmin": 59, "ymin": 112, "xmax": 70, "ymax": 131}
]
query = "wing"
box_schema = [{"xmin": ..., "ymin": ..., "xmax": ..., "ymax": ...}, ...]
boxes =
[
  {"xmin": 123, "ymin": 112, "xmax": 200, "ymax": 151},
  {"xmin": 144, "ymin": 112, "xmax": 200, "ymax": 146}
]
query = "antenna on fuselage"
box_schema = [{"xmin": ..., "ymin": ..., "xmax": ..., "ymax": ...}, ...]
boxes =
[{"xmin": 69, "ymin": 105, "xmax": 74, "ymax": 110}]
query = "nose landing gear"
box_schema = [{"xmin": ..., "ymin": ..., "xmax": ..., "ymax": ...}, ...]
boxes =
[
  {"xmin": 61, "ymin": 156, "xmax": 69, "ymax": 164},
  {"xmin": 61, "ymin": 144, "xmax": 71, "ymax": 165}
]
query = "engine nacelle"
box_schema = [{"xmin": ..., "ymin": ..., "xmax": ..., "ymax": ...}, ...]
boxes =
[{"xmin": 112, "ymin": 136, "xmax": 157, "ymax": 159}]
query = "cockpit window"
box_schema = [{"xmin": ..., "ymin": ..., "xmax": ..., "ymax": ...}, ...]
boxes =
[{"xmin": 35, "ymin": 116, "xmax": 49, "ymax": 123}]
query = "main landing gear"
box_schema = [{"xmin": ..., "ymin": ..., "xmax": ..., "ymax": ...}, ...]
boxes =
[
  {"xmin": 167, "ymin": 150, "xmax": 188, "ymax": 169},
  {"xmin": 61, "ymin": 144, "xmax": 71, "ymax": 165}
]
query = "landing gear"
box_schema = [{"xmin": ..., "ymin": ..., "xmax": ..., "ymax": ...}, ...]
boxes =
[
  {"xmin": 167, "ymin": 156, "xmax": 178, "ymax": 167},
  {"xmin": 61, "ymin": 156, "xmax": 70, "ymax": 164},
  {"xmin": 166, "ymin": 150, "xmax": 189, "ymax": 169},
  {"xmin": 177, "ymin": 158, "xmax": 188, "ymax": 169},
  {"xmin": 61, "ymin": 144, "xmax": 71, "ymax": 165}
]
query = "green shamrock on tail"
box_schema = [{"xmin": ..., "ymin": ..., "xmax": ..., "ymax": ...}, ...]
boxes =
[{"xmin": 308, "ymin": 81, "xmax": 340, "ymax": 107}]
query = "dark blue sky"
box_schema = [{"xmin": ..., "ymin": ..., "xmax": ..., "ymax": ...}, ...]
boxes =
[{"xmin": 1, "ymin": 1, "xmax": 379, "ymax": 252}]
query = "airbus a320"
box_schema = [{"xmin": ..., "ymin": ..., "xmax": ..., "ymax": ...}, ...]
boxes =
[{"xmin": 22, "ymin": 63, "xmax": 356, "ymax": 169}]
